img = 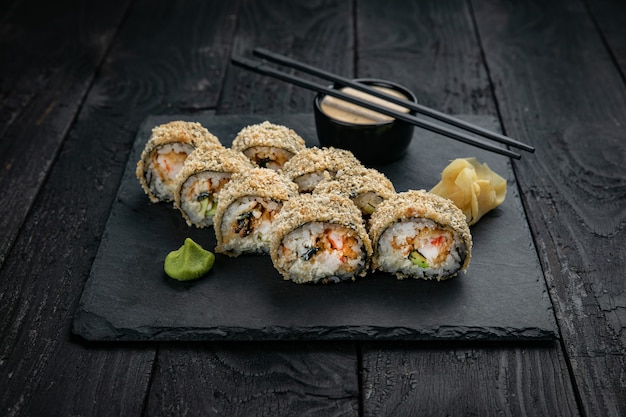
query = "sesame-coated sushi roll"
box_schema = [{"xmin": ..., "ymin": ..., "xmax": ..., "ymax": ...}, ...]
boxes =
[
  {"xmin": 136, "ymin": 121, "xmax": 222, "ymax": 203},
  {"xmin": 231, "ymin": 121, "xmax": 307, "ymax": 170},
  {"xmin": 313, "ymin": 167, "xmax": 396, "ymax": 220},
  {"xmin": 369, "ymin": 190, "xmax": 472, "ymax": 281},
  {"xmin": 173, "ymin": 147, "xmax": 254, "ymax": 228},
  {"xmin": 214, "ymin": 168, "xmax": 299, "ymax": 256},
  {"xmin": 282, "ymin": 147, "xmax": 363, "ymax": 193},
  {"xmin": 270, "ymin": 194, "xmax": 373, "ymax": 284}
]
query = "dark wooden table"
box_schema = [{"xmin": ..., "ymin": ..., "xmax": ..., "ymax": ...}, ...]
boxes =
[{"xmin": 2, "ymin": 0, "xmax": 625, "ymax": 415}]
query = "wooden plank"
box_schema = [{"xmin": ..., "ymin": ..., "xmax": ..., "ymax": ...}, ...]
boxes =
[
  {"xmin": 0, "ymin": 0, "xmax": 239, "ymax": 415},
  {"xmin": 356, "ymin": 0, "xmax": 580, "ymax": 414},
  {"xmin": 220, "ymin": 0, "xmax": 355, "ymax": 114},
  {"xmin": 355, "ymin": 0, "xmax": 495, "ymax": 115},
  {"xmin": 146, "ymin": 344, "xmax": 359, "ymax": 417},
  {"xmin": 0, "ymin": 0, "xmax": 128, "ymax": 267},
  {"xmin": 144, "ymin": 1, "xmax": 361, "ymax": 415},
  {"xmin": 586, "ymin": 0, "xmax": 626, "ymax": 72},
  {"xmin": 362, "ymin": 343, "xmax": 579, "ymax": 416},
  {"xmin": 472, "ymin": 0, "xmax": 626, "ymax": 416}
]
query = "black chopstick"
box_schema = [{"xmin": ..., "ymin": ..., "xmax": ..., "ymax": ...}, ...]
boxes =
[
  {"xmin": 231, "ymin": 56, "xmax": 522, "ymax": 159},
  {"xmin": 253, "ymin": 47, "xmax": 535, "ymax": 154}
]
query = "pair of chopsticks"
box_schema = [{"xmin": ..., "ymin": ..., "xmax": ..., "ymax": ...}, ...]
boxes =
[{"xmin": 231, "ymin": 48, "xmax": 535, "ymax": 159}]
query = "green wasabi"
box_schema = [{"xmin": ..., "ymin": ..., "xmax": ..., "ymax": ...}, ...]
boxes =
[{"xmin": 164, "ymin": 238, "xmax": 215, "ymax": 281}]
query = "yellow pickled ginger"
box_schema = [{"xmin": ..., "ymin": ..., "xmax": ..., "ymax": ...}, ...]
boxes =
[{"xmin": 430, "ymin": 157, "xmax": 506, "ymax": 226}]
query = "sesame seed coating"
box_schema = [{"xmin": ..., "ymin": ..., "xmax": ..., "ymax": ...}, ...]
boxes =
[
  {"xmin": 368, "ymin": 189, "xmax": 472, "ymax": 273},
  {"xmin": 147, "ymin": 121, "xmax": 222, "ymax": 150},
  {"xmin": 281, "ymin": 146, "xmax": 363, "ymax": 180},
  {"xmin": 176, "ymin": 146, "xmax": 253, "ymax": 182},
  {"xmin": 269, "ymin": 193, "xmax": 373, "ymax": 279},
  {"xmin": 136, "ymin": 121, "xmax": 222, "ymax": 202},
  {"xmin": 313, "ymin": 167, "xmax": 396, "ymax": 201},
  {"xmin": 231, "ymin": 121, "xmax": 306, "ymax": 155}
]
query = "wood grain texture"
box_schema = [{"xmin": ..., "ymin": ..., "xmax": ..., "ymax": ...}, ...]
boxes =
[
  {"xmin": 0, "ymin": 0, "xmax": 239, "ymax": 416},
  {"xmin": 147, "ymin": 343, "xmax": 359, "ymax": 417},
  {"xmin": 473, "ymin": 0, "xmax": 626, "ymax": 415},
  {"xmin": 356, "ymin": 0, "xmax": 495, "ymax": 115},
  {"xmin": 356, "ymin": 0, "xmax": 580, "ymax": 414},
  {"xmin": 0, "ymin": 0, "xmax": 128, "ymax": 268},
  {"xmin": 362, "ymin": 343, "xmax": 579, "ymax": 417},
  {"xmin": 220, "ymin": 0, "xmax": 354, "ymax": 115},
  {"xmin": 586, "ymin": 0, "xmax": 626, "ymax": 73}
]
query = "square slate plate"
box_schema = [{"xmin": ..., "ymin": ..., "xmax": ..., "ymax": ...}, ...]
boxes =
[{"xmin": 72, "ymin": 113, "xmax": 556, "ymax": 341}]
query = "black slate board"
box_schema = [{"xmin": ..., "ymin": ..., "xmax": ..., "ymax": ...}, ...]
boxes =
[{"xmin": 72, "ymin": 113, "xmax": 556, "ymax": 341}]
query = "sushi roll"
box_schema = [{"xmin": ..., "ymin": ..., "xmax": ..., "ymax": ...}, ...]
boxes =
[
  {"xmin": 270, "ymin": 193, "xmax": 373, "ymax": 284},
  {"xmin": 173, "ymin": 147, "xmax": 254, "ymax": 228},
  {"xmin": 231, "ymin": 121, "xmax": 307, "ymax": 170},
  {"xmin": 313, "ymin": 167, "xmax": 396, "ymax": 220},
  {"xmin": 282, "ymin": 146, "xmax": 363, "ymax": 193},
  {"xmin": 369, "ymin": 190, "xmax": 472, "ymax": 281},
  {"xmin": 214, "ymin": 168, "xmax": 299, "ymax": 256},
  {"xmin": 136, "ymin": 121, "xmax": 222, "ymax": 203}
]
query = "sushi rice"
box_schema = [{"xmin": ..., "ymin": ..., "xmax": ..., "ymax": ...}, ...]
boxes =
[
  {"xmin": 174, "ymin": 146, "xmax": 254, "ymax": 228},
  {"xmin": 214, "ymin": 168, "xmax": 299, "ymax": 256},
  {"xmin": 270, "ymin": 193, "xmax": 372, "ymax": 284},
  {"xmin": 136, "ymin": 121, "xmax": 222, "ymax": 203},
  {"xmin": 369, "ymin": 189, "xmax": 472, "ymax": 281}
]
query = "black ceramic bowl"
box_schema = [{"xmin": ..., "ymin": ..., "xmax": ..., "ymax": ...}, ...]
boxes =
[{"xmin": 313, "ymin": 78, "xmax": 417, "ymax": 165}]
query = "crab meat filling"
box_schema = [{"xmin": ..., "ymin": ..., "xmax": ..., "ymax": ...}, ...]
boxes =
[
  {"xmin": 378, "ymin": 218, "xmax": 466, "ymax": 279},
  {"xmin": 146, "ymin": 143, "xmax": 194, "ymax": 200},
  {"xmin": 278, "ymin": 222, "xmax": 366, "ymax": 282},
  {"xmin": 220, "ymin": 197, "xmax": 282, "ymax": 253}
]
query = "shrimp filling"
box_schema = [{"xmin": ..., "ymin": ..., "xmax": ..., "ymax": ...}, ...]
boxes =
[
  {"xmin": 377, "ymin": 219, "xmax": 466, "ymax": 279},
  {"xmin": 146, "ymin": 143, "xmax": 195, "ymax": 201},
  {"xmin": 180, "ymin": 171, "xmax": 232, "ymax": 227},
  {"xmin": 277, "ymin": 222, "xmax": 366, "ymax": 283}
]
